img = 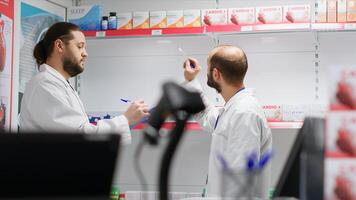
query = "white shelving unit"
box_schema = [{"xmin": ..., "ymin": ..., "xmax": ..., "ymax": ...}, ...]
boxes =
[{"xmin": 72, "ymin": 0, "xmax": 356, "ymax": 194}]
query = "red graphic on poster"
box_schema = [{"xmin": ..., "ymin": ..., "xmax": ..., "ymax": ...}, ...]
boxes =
[{"xmin": 0, "ymin": 17, "xmax": 5, "ymax": 72}]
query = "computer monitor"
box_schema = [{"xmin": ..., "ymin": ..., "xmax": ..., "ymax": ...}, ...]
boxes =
[
  {"xmin": 0, "ymin": 133, "xmax": 121, "ymax": 200},
  {"xmin": 273, "ymin": 117, "xmax": 325, "ymax": 199}
]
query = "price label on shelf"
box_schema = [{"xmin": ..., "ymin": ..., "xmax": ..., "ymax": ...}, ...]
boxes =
[
  {"xmin": 151, "ymin": 30, "xmax": 163, "ymax": 36},
  {"xmin": 344, "ymin": 23, "xmax": 356, "ymax": 30},
  {"xmin": 241, "ymin": 26, "xmax": 253, "ymax": 32},
  {"xmin": 96, "ymin": 31, "xmax": 106, "ymax": 38}
]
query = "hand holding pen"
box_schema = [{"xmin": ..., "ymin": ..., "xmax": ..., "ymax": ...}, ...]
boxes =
[{"xmin": 121, "ymin": 99, "xmax": 150, "ymax": 126}]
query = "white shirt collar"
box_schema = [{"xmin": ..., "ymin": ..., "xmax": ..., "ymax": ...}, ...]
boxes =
[
  {"xmin": 40, "ymin": 64, "xmax": 72, "ymax": 88},
  {"xmin": 223, "ymin": 88, "xmax": 249, "ymax": 112}
]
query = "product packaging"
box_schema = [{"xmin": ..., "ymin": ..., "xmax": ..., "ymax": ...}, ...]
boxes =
[
  {"xmin": 255, "ymin": 6, "xmax": 283, "ymax": 24},
  {"xmin": 283, "ymin": 5, "xmax": 311, "ymax": 23},
  {"xmin": 150, "ymin": 11, "xmax": 167, "ymax": 28},
  {"xmin": 167, "ymin": 10, "xmax": 184, "ymax": 28},
  {"xmin": 201, "ymin": 9, "xmax": 228, "ymax": 26},
  {"xmin": 228, "ymin": 8, "xmax": 255, "ymax": 25},
  {"xmin": 133, "ymin": 11, "xmax": 149, "ymax": 29},
  {"xmin": 68, "ymin": 5, "xmax": 102, "ymax": 31}
]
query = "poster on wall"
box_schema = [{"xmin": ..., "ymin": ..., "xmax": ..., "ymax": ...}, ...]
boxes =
[
  {"xmin": 0, "ymin": 0, "xmax": 14, "ymax": 131},
  {"xmin": 19, "ymin": 0, "xmax": 65, "ymax": 115}
]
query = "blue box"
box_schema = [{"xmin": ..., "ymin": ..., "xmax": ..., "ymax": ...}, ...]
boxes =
[{"xmin": 68, "ymin": 5, "xmax": 102, "ymax": 31}]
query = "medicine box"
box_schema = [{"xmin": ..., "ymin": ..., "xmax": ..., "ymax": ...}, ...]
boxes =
[
  {"xmin": 68, "ymin": 5, "xmax": 102, "ymax": 31},
  {"xmin": 201, "ymin": 9, "xmax": 228, "ymax": 26},
  {"xmin": 255, "ymin": 6, "xmax": 283, "ymax": 24},
  {"xmin": 133, "ymin": 11, "xmax": 149, "ymax": 29},
  {"xmin": 228, "ymin": 8, "xmax": 255, "ymax": 25}
]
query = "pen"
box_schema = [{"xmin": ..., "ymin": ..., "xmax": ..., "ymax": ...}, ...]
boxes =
[
  {"xmin": 120, "ymin": 98, "xmax": 131, "ymax": 103},
  {"xmin": 178, "ymin": 47, "xmax": 195, "ymax": 68}
]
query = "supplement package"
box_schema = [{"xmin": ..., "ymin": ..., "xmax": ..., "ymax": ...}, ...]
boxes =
[
  {"xmin": 328, "ymin": 0, "xmax": 338, "ymax": 23},
  {"xmin": 329, "ymin": 66, "xmax": 356, "ymax": 110},
  {"xmin": 347, "ymin": 0, "xmax": 356, "ymax": 22},
  {"xmin": 326, "ymin": 112, "xmax": 356, "ymax": 157},
  {"xmin": 117, "ymin": 12, "xmax": 132, "ymax": 30},
  {"xmin": 228, "ymin": 8, "xmax": 255, "ymax": 25},
  {"xmin": 167, "ymin": 10, "xmax": 184, "ymax": 28},
  {"xmin": 201, "ymin": 9, "xmax": 228, "ymax": 26},
  {"xmin": 316, "ymin": 0, "xmax": 328, "ymax": 22},
  {"xmin": 133, "ymin": 11, "xmax": 149, "ymax": 29},
  {"xmin": 283, "ymin": 5, "xmax": 311, "ymax": 23},
  {"xmin": 150, "ymin": 11, "xmax": 167, "ymax": 28},
  {"xmin": 338, "ymin": 0, "xmax": 347, "ymax": 22},
  {"xmin": 183, "ymin": 9, "xmax": 201, "ymax": 27},
  {"xmin": 255, "ymin": 6, "xmax": 283, "ymax": 24}
]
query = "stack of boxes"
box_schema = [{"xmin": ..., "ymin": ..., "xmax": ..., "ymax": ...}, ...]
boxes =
[
  {"xmin": 324, "ymin": 66, "xmax": 356, "ymax": 199},
  {"xmin": 67, "ymin": 2, "xmax": 356, "ymax": 31}
]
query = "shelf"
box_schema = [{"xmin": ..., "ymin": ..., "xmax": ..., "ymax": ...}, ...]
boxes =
[
  {"xmin": 131, "ymin": 121, "xmax": 303, "ymax": 131},
  {"xmin": 83, "ymin": 23, "xmax": 356, "ymax": 39}
]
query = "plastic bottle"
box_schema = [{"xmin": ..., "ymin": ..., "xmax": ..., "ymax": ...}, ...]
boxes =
[
  {"xmin": 101, "ymin": 16, "xmax": 108, "ymax": 30},
  {"xmin": 108, "ymin": 12, "xmax": 117, "ymax": 30}
]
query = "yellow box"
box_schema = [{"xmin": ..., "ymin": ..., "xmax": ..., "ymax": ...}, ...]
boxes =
[
  {"xmin": 167, "ymin": 10, "xmax": 184, "ymax": 28},
  {"xmin": 328, "ymin": 0, "xmax": 337, "ymax": 22},
  {"xmin": 338, "ymin": 0, "xmax": 347, "ymax": 22},
  {"xmin": 347, "ymin": 0, "xmax": 356, "ymax": 21},
  {"xmin": 150, "ymin": 11, "xmax": 167, "ymax": 28},
  {"xmin": 201, "ymin": 9, "xmax": 228, "ymax": 26},
  {"xmin": 117, "ymin": 12, "xmax": 132, "ymax": 30},
  {"xmin": 133, "ymin": 11, "xmax": 149, "ymax": 29},
  {"xmin": 283, "ymin": 5, "xmax": 311, "ymax": 23},
  {"xmin": 184, "ymin": 10, "xmax": 201, "ymax": 27},
  {"xmin": 228, "ymin": 8, "xmax": 255, "ymax": 25},
  {"xmin": 255, "ymin": 6, "xmax": 283, "ymax": 24},
  {"xmin": 316, "ymin": 0, "xmax": 327, "ymax": 22}
]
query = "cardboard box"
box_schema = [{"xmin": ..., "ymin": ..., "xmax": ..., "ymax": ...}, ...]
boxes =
[
  {"xmin": 347, "ymin": 0, "xmax": 356, "ymax": 22},
  {"xmin": 324, "ymin": 158, "xmax": 356, "ymax": 200},
  {"xmin": 328, "ymin": 0, "xmax": 338, "ymax": 22},
  {"xmin": 316, "ymin": 0, "xmax": 328, "ymax": 22},
  {"xmin": 150, "ymin": 11, "xmax": 167, "ymax": 28},
  {"xmin": 201, "ymin": 9, "xmax": 228, "ymax": 26},
  {"xmin": 183, "ymin": 9, "xmax": 201, "ymax": 27},
  {"xmin": 255, "ymin": 6, "xmax": 283, "ymax": 24},
  {"xmin": 133, "ymin": 11, "xmax": 149, "ymax": 29},
  {"xmin": 228, "ymin": 8, "xmax": 255, "ymax": 25},
  {"xmin": 117, "ymin": 12, "xmax": 132, "ymax": 30},
  {"xmin": 329, "ymin": 66, "xmax": 356, "ymax": 110},
  {"xmin": 262, "ymin": 105, "xmax": 283, "ymax": 122},
  {"xmin": 326, "ymin": 112, "xmax": 356, "ymax": 156},
  {"xmin": 338, "ymin": 0, "xmax": 348, "ymax": 22},
  {"xmin": 283, "ymin": 5, "xmax": 311, "ymax": 23},
  {"xmin": 167, "ymin": 10, "xmax": 184, "ymax": 28},
  {"xmin": 68, "ymin": 5, "xmax": 102, "ymax": 31}
]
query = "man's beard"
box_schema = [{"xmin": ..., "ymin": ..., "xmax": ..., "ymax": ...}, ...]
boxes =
[
  {"xmin": 207, "ymin": 73, "xmax": 222, "ymax": 93},
  {"xmin": 63, "ymin": 54, "xmax": 83, "ymax": 77}
]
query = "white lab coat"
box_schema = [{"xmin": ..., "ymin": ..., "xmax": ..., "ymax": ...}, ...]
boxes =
[
  {"xmin": 20, "ymin": 64, "xmax": 131, "ymax": 144},
  {"xmin": 185, "ymin": 79, "xmax": 272, "ymax": 199}
]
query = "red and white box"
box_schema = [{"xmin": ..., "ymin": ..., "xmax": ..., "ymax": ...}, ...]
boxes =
[
  {"xmin": 255, "ymin": 6, "xmax": 283, "ymax": 24},
  {"xmin": 283, "ymin": 5, "xmax": 311, "ymax": 23},
  {"xmin": 328, "ymin": 0, "xmax": 338, "ymax": 23},
  {"xmin": 329, "ymin": 67, "xmax": 356, "ymax": 110},
  {"xmin": 228, "ymin": 8, "xmax": 255, "ymax": 25},
  {"xmin": 324, "ymin": 158, "xmax": 356, "ymax": 200},
  {"xmin": 201, "ymin": 9, "xmax": 228, "ymax": 26},
  {"xmin": 326, "ymin": 112, "xmax": 356, "ymax": 157},
  {"xmin": 263, "ymin": 105, "xmax": 283, "ymax": 122}
]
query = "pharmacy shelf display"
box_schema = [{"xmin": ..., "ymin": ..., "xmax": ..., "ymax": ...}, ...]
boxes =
[
  {"xmin": 130, "ymin": 121, "xmax": 303, "ymax": 130},
  {"xmin": 83, "ymin": 22, "xmax": 356, "ymax": 38}
]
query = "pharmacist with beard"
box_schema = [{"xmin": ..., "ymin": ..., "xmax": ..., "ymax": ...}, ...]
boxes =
[
  {"xmin": 182, "ymin": 45, "xmax": 272, "ymax": 198},
  {"xmin": 20, "ymin": 22, "xmax": 149, "ymax": 144}
]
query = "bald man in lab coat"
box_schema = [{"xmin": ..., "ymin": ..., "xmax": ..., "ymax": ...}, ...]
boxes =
[
  {"xmin": 183, "ymin": 45, "xmax": 272, "ymax": 198},
  {"xmin": 20, "ymin": 22, "xmax": 149, "ymax": 144}
]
